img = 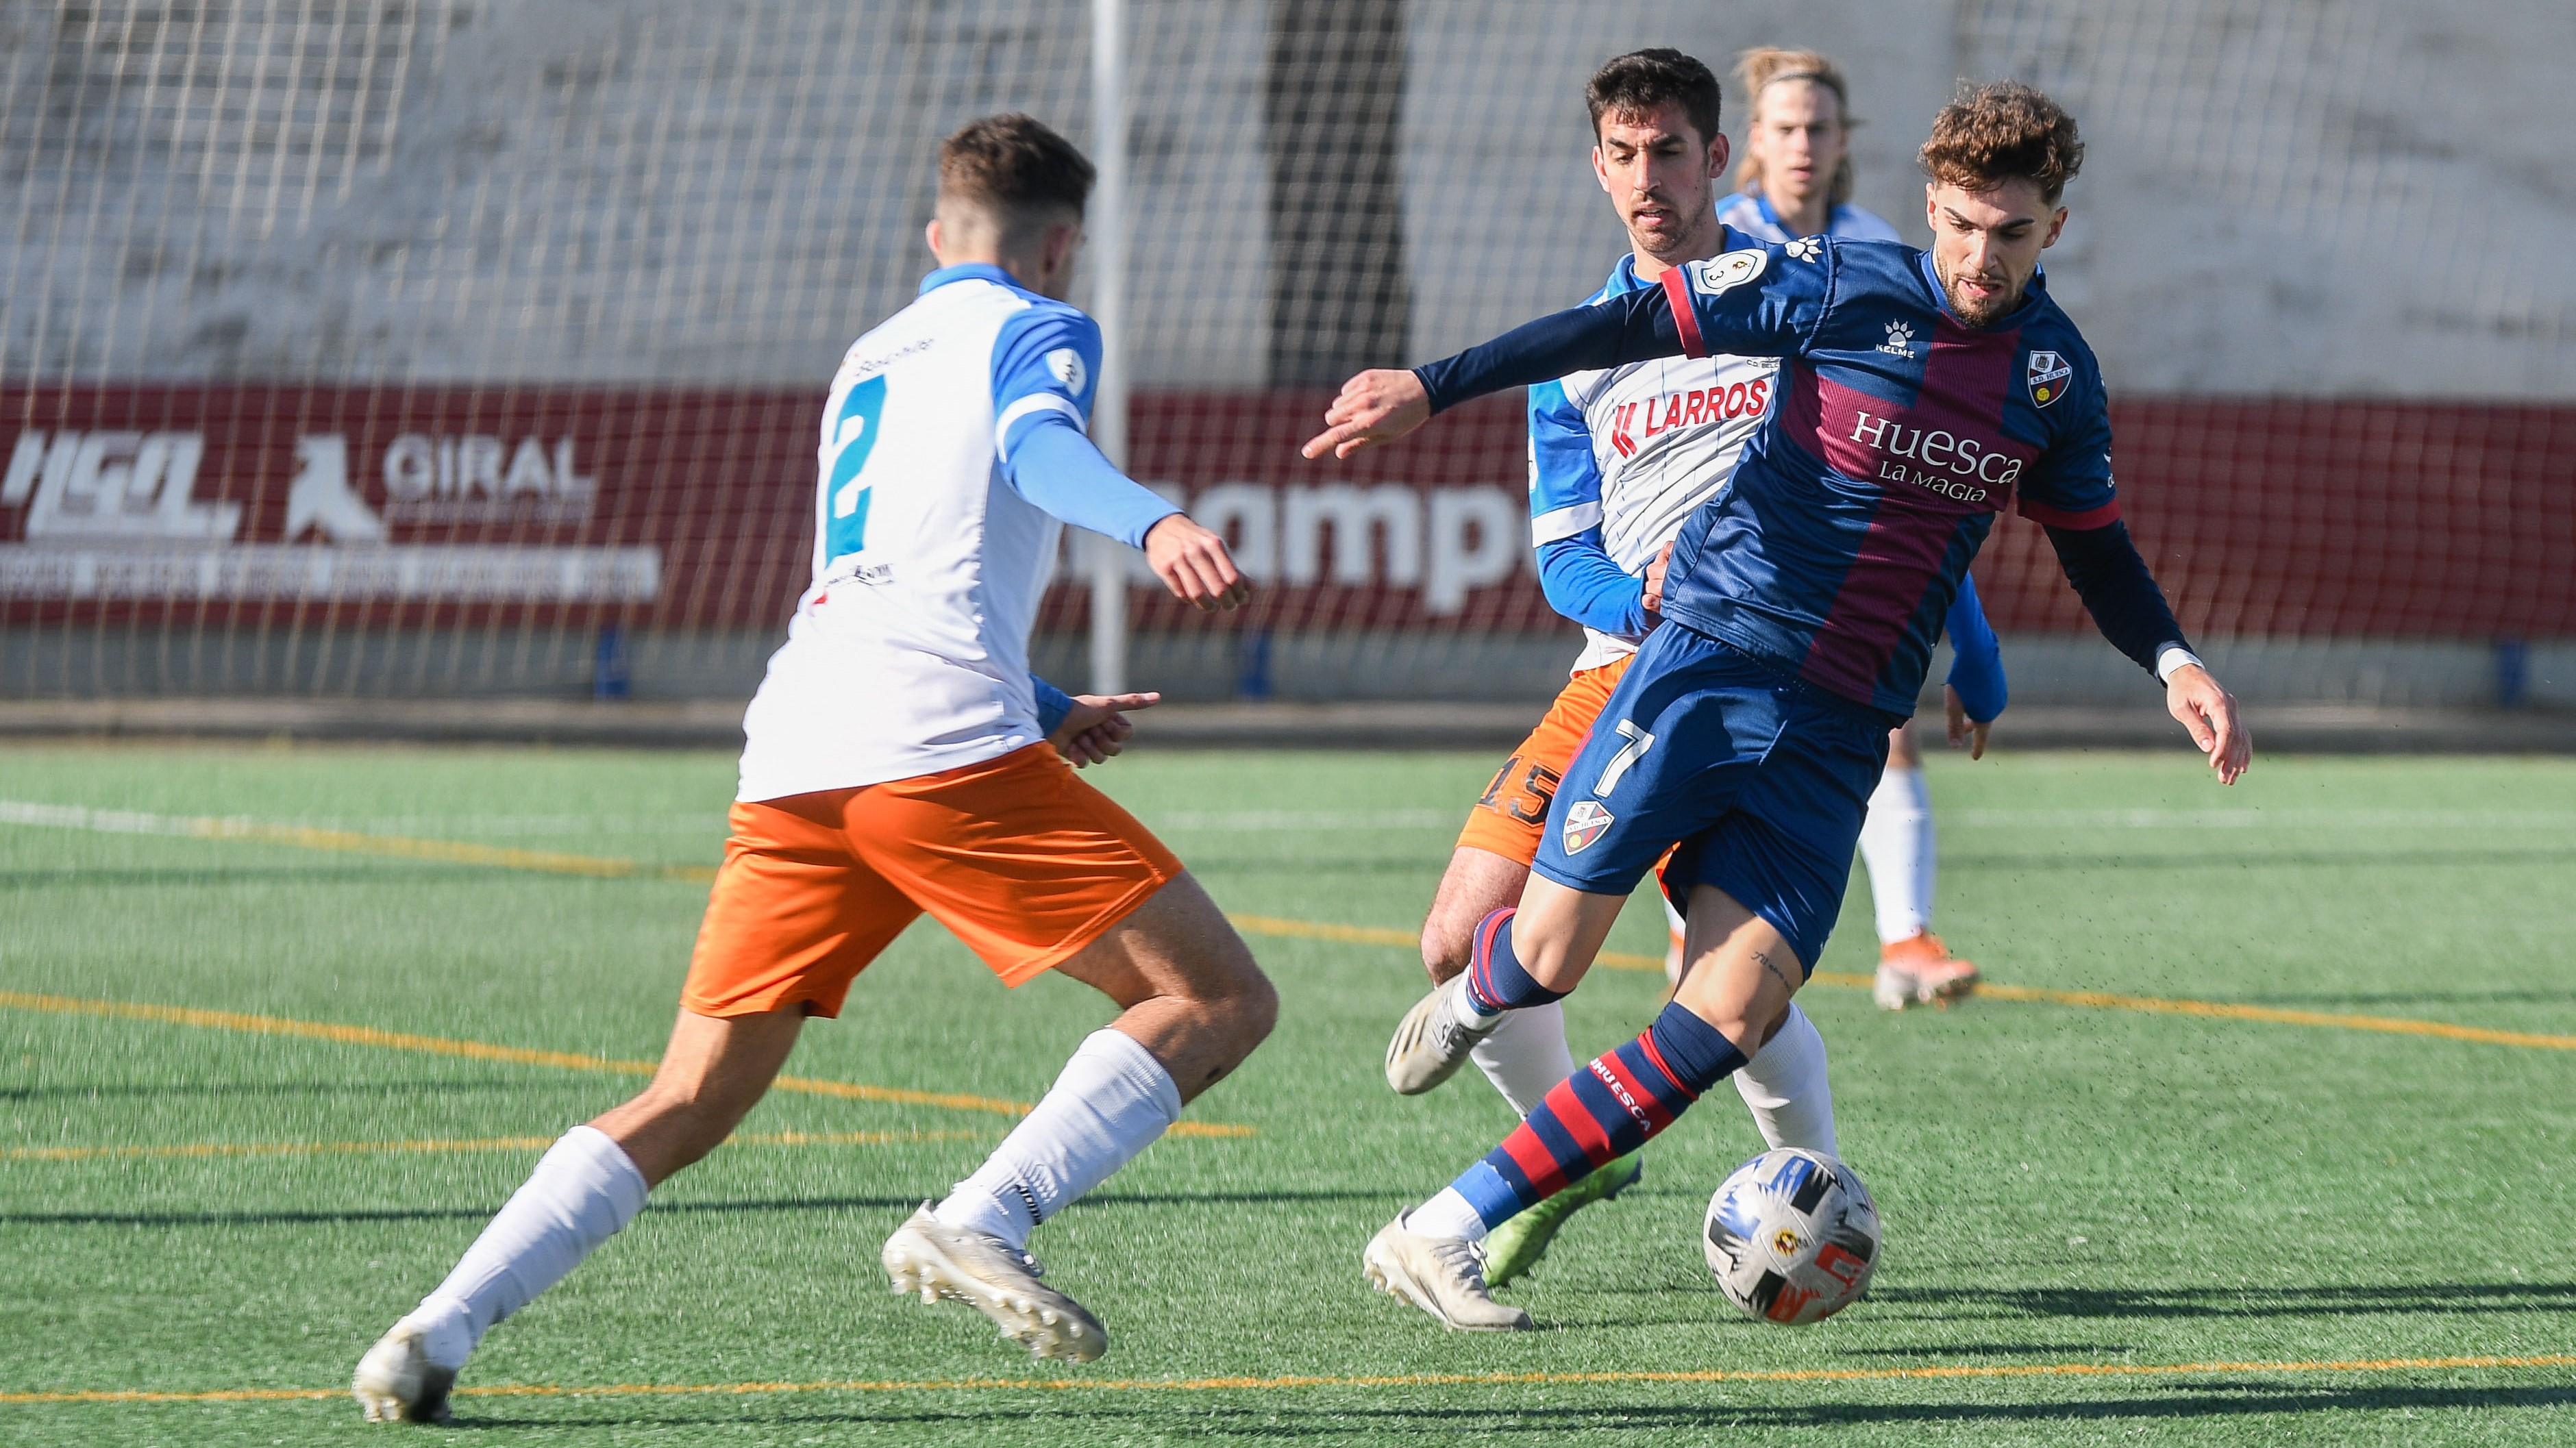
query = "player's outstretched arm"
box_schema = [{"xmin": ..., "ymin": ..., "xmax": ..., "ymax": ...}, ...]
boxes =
[{"xmin": 1300, "ymin": 288, "xmax": 1684, "ymax": 460}]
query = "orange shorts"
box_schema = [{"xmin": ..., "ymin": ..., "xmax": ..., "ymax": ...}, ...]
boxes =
[
  {"xmin": 680, "ymin": 742, "xmax": 1183, "ymax": 1018},
  {"xmin": 1455, "ymin": 655, "xmax": 1636, "ymax": 867}
]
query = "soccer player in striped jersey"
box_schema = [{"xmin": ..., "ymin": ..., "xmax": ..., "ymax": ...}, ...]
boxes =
[
  {"xmin": 1312, "ymin": 82, "xmax": 2248, "ymax": 1332},
  {"xmin": 1721, "ymin": 47, "xmax": 1988, "ymax": 1010},
  {"xmin": 1394, "ymin": 49, "xmax": 2004, "ymax": 1292},
  {"xmin": 354, "ymin": 116, "xmax": 1274, "ymax": 1420}
]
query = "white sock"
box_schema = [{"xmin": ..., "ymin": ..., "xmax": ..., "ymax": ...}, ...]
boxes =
[
  {"xmin": 1468, "ymin": 1001, "xmax": 1575, "ymax": 1116},
  {"xmin": 1733, "ymin": 1004, "xmax": 1837, "ymax": 1158},
  {"xmin": 1859, "ymin": 764, "xmax": 1937, "ymax": 944},
  {"xmin": 402, "ymin": 1124, "xmax": 648, "ymax": 1369},
  {"xmin": 1407, "ymin": 1186, "xmax": 1489, "ymax": 1244},
  {"xmin": 1450, "ymin": 969, "xmax": 1504, "ymax": 1023},
  {"xmin": 1662, "ymin": 896, "xmax": 1688, "ymax": 986},
  {"xmin": 933, "ymin": 1027, "xmax": 1181, "ymax": 1250}
]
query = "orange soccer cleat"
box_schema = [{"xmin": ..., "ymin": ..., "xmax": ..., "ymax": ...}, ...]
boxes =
[{"xmin": 1873, "ymin": 932, "xmax": 1980, "ymax": 1011}]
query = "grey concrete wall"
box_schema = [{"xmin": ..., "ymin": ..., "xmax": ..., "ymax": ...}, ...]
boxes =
[
  {"xmin": 3, "ymin": 1, "xmax": 2567, "ymax": 395},
  {"xmin": 0, "ymin": 0, "xmax": 1272, "ymax": 388}
]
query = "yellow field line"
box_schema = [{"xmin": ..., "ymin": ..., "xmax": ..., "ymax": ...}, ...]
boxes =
[
  {"xmin": 1219, "ymin": 916, "xmax": 2576, "ymax": 1053},
  {"xmin": 0, "ymin": 1128, "xmax": 987, "ymax": 1164},
  {"xmin": 0, "ymin": 993, "xmax": 1253, "ymax": 1139},
  {"xmin": 5, "ymin": 1351, "xmax": 2570, "ymax": 1406},
  {"xmin": 1968, "ymin": 982, "xmax": 2576, "ymax": 1052}
]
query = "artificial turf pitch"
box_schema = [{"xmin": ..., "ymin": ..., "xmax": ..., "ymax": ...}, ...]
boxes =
[{"xmin": 2, "ymin": 741, "xmax": 2573, "ymax": 1445}]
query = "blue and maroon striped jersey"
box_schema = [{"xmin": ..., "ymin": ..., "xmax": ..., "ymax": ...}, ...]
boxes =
[{"xmin": 1644, "ymin": 236, "xmax": 2116, "ymax": 713}]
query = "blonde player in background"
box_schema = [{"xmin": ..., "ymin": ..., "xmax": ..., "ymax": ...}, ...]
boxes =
[
  {"xmin": 354, "ymin": 114, "xmax": 1274, "ymax": 1423},
  {"xmin": 1718, "ymin": 48, "xmax": 1987, "ymax": 1011}
]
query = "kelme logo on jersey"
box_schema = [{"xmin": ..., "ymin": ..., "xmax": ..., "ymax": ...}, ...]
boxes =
[
  {"xmin": 2025, "ymin": 351, "xmax": 2072, "ymax": 408},
  {"xmin": 1685, "ymin": 249, "xmax": 1767, "ymax": 297},
  {"xmin": 1561, "ymin": 799, "xmax": 1615, "ymax": 854}
]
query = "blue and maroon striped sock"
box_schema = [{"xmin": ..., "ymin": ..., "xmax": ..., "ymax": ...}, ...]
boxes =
[
  {"xmin": 1463, "ymin": 907, "xmax": 1565, "ymax": 1015},
  {"xmin": 1448, "ymin": 1001, "xmax": 1749, "ymax": 1229}
]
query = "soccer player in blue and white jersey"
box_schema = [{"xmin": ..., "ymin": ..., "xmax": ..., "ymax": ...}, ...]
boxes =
[
  {"xmin": 1311, "ymin": 82, "xmax": 2249, "ymax": 1330},
  {"xmin": 1393, "ymin": 49, "xmax": 2003, "ymax": 1290},
  {"xmin": 355, "ymin": 116, "xmax": 1274, "ymax": 1419},
  {"xmin": 1722, "ymin": 47, "xmax": 1987, "ymax": 1010}
]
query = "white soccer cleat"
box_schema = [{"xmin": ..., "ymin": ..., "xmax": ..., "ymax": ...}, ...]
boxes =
[
  {"xmin": 882, "ymin": 1206, "xmax": 1107, "ymax": 1363},
  {"xmin": 351, "ymin": 1321, "xmax": 455, "ymax": 1425},
  {"xmin": 1385, "ymin": 973, "xmax": 1504, "ymax": 1095},
  {"xmin": 1361, "ymin": 1214, "xmax": 1532, "ymax": 1332}
]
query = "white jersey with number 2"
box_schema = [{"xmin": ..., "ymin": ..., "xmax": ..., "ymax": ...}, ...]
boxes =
[{"xmin": 736, "ymin": 264, "xmax": 1102, "ymax": 803}]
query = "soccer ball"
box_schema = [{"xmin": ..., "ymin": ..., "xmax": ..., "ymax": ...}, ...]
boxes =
[{"xmin": 1702, "ymin": 1148, "xmax": 1880, "ymax": 1325}]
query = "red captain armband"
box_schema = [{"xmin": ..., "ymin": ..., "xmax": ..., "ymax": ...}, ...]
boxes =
[
  {"xmin": 1659, "ymin": 264, "xmax": 1709, "ymax": 358},
  {"xmin": 2017, "ymin": 497, "xmax": 2122, "ymax": 529}
]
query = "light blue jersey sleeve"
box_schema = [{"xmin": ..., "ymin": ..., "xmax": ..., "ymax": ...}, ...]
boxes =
[
  {"xmin": 991, "ymin": 304, "xmax": 1179, "ymax": 548},
  {"xmin": 1527, "ymin": 379, "xmax": 1647, "ymax": 637},
  {"xmin": 1942, "ymin": 573, "xmax": 2007, "ymax": 722}
]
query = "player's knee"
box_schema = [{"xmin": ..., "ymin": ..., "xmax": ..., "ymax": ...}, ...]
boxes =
[{"xmin": 1206, "ymin": 946, "xmax": 1278, "ymax": 1053}]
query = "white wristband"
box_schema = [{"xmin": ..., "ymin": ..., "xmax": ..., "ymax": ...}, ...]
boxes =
[{"xmin": 2155, "ymin": 645, "xmax": 2204, "ymax": 684}]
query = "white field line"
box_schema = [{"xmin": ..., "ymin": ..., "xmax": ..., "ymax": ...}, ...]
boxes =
[
  {"xmin": 0, "ymin": 803, "xmax": 719, "ymax": 838},
  {"xmin": 3, "ymin": 799, "xmax": 2568, "ymax": 843}
]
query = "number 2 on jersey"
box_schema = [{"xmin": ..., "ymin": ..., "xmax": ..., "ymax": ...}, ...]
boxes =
[{"xmin": 823, "ymin": 375, "xmax": 888, "ymax": 563}]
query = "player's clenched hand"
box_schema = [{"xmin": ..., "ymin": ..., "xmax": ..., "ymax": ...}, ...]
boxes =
[
  {"xmin": 1049, "ymin": 690, "xmax": 1159, "ymax": 768},
  {"xmin": 2166, "ymin": 664, "xmax": 2250, "ymax": 784},
  {"xmin": 1144, "ymin": 514, "xmax": 1250, "ymax": 612},
  {"xmin": 1943, "ymin": 684, "xmax": 1991, "ymax": 760},
  {"xmin": 1642, "ymin": 540, "xmax": 1675, "ymax": 619},
  {"xmin": 1300, "ymin": 369, "xmax": 1431, "ymax": 460}
]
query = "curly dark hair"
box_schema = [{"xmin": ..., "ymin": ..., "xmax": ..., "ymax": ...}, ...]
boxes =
[
  {"xmin": 938, "ymin": 113, "xmax": 1094, "ymax": 223},
  {"xmin": 1918, "ymin": 81, "xmax": 2083, "ymax": 203},
  {"xmin": 1587, "ymin": 49, "xmax": 1722, "ymax": 147}
]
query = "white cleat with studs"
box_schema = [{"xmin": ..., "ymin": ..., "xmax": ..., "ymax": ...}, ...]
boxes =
[
  {"xmin": 882, "ymin": 1206, "xmax": 1108, "ymax": 1362},
  {"xmin": 1384, "ymin": 973, "xmax": 1503, "ymax": 1095},
  {"xmin": 351, "ymin": 1321, "xmax": 456, "ymax": 1425},
  {"xmin": 1362, "ymin": 1214, "xmax": 1533, "ymax": 1332}
]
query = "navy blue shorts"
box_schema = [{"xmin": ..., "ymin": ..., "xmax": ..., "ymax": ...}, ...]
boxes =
[{"xmin": 1532, "ymin": 623, "xmax": 1898, "ymax": 974}]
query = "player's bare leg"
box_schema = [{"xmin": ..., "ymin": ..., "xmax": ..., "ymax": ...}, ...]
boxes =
[
  {"xmin": 1863, "ymin": 724, "xmax": 1979, "ymax": 1010},
  {"xmin": 356, "ymin": 1009, "xmax": 804, "ymax": 1422},
  {"xmin": 1398, "ymin": 847, "xmax": 1575, "ymax": 1110},
  {"xmin": 888, "ymin": 872, "xmax": 1274, "ymax": 1362},
  {"xmin": 1372, "ymin": 883, "xmax": 1800, "ymax": 1330}
]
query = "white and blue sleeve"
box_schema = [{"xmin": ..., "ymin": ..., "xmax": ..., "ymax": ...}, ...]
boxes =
[
  {"xmin": 990, "ymin": 304, "xmax": 1178, "ymax": 547},
  {"xmin": 1527, "ymin": 379, "xmax": 1647, "ymax": 636}
]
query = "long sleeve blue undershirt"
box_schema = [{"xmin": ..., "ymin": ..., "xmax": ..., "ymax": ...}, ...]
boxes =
[
  {"xmin": 1001, "ymin": 414, "xmax": 1178, "ymax": 737},
  {"xmin": 1000, "ymin": 410, "xmax": 1180, "ymax": 549}
]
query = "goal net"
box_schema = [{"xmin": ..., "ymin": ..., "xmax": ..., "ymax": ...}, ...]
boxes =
[{"xmin": 2, "ymin": 1, "xmax": 2567, "ymax": 708}]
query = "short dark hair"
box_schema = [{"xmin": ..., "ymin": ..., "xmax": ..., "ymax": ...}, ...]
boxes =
[
  {"xmin": 1918, "ymin": 82, "xmax": 2084, "ymax": 204},
  {"xmin": 1586, "ymin": 49, "xmax": 1722, "ymax": 148},
  {"xmin": 938, "ymin": 113, "xmax": 1095, "ymax": 225}
]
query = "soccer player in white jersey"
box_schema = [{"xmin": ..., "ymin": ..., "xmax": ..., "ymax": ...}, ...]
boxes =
[
  {"xmin": 354, "ymin": 115, "xmax": 1273, "ymax": 1423},
  {"xmin": 1720, "ymin": 48, "xmax": 1987, "ymax": 1011},
  {"xmin": 1389, "ymin": 51, "xmax": 2003, "ymax": 1290}
]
